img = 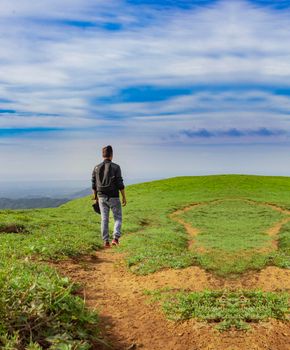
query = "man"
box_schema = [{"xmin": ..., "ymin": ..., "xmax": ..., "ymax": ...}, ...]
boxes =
[{"xmin": 91, "ymin": 145, "xmax": 127, "ymax": 248}]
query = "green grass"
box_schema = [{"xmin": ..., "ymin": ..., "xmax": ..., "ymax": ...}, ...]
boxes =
[
  {"xmin": 180, "ymin": 200, "xmax": 285, "ymax": 251},
  {"xmin": 177, "ymin": 199, "xmax": 287, "ymax": 275},
  {"xmin": 0, "ymin": 203, "xmax": 103, "ymax": 261},
  {"xmin": 0, "ymin": 201, "xmax": 105, "ymax": 348},
  {"xmin": 119, "ymin": 175, "xmax": 290, "ymax": 275},
  {"xmin": 1, "ymin": 175, "xmax": 290, "ymax": 276},
  {"xmin": 145, "ymin": 288, "xmax": 290, "ymax": 331},
  {"xmin": 1, "ymin": 174, "xmax": 290, "ymax": 345},
  {"xmin": 0, "ymin": 258, "xmax": 100, "ymax": 349}
]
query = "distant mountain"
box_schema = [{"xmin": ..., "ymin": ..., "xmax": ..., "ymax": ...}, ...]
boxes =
[
  {"xmin": 0, "ymin": 187, "xmax": 93, "ymax": 210},
  {"xmin": 0, "ymin": 180, "xmax": 89, "ymax": 199},
  {"xmin": 0, "ymin": 178, "xmax": 153, "ymax": 209},
  {"xmin": 69, "ymin": 187, "xmax": 91, "ymax": 199},
  {"xmin": 0, "ymin": 197, "xmax": 70, "ymax": 210}
]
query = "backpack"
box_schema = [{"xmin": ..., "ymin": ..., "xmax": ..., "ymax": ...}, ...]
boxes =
[{"xmin": 95, "ymin": 161, "xmax": 116, "ymax": 193}]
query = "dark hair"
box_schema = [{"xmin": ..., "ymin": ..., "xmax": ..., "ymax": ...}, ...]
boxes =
[{"xmin": 102, "ymin": 145, "xmax": 113, "ymax": 158}]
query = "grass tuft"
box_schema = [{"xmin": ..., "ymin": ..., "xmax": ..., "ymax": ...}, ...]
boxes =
[{"xmin": 145, "ymin": 288, "xmax": 290, "ymax": 331}]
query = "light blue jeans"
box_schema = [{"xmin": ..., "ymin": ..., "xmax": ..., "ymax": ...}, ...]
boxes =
[{"xmin": 98, "ymin": 197, "xmax": 122, "ymax": 241}]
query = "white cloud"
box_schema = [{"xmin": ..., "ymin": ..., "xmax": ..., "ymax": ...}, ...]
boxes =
[
  {"xmin": 1, "ymin": 0, "xmax": 290, "ymax": 180},
  {"xmin": 1, "ymin": 0, "xmax": 290, "ymax": 118},
  {"xmin": 0, "ymin": 0, "xmax": 121, "ymax": 20}
]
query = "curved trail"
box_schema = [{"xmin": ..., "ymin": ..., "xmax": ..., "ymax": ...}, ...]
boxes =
[
  {"xmin": 52, "ymin": 199, "xmax": 290, "ymax": 350},
  {"xmin": 170, "ymin": 198, "xmax": 290, "ymax": 253},
  {"xmin": 53, "ymin": 252, "xmax": 290, "ymax": 350},
  {"xmin": 169, "ymin": 203, "xmax": 201, "ymax": 251}
]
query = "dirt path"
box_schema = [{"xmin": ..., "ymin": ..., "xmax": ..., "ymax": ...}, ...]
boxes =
[
  {"xmin": 169, "ymin": 203, "xmax": 201, "ymax": 251},
  {"xmin": 53, "ymin": 251, "xmax": 290, "ymax": 350},
  {"xmin": 171, "ymin": 198, "xmax": 290, "ymax": 253},
  {"xmin": 51, "ymin": 199, "xmax": 290, "ymax": 350}
]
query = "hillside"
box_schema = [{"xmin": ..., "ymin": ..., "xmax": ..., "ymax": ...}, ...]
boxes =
[
  {"xmin": 0, "ymin": 197, "xmax": 70, "ymax": 209},
  {"xmin": 0, "ymin": 175, "xmax": 289, "ymax": 349}
]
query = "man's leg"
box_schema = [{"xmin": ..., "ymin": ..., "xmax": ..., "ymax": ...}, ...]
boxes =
[
  {"xmin": 110, "ymin": 197, "xmax": 122, "ymax": 240},
  {"xmin": 99, "ymin": 197, "xmax": 110, "ymax": 242}
]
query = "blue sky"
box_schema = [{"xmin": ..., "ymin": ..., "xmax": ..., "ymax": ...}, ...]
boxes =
[{"xmin": 1, "ymin": 0, "xmax": 290, "ymax": 182}]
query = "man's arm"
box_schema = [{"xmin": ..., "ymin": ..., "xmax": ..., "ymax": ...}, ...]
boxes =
[
  {"xmin": 92, "ymin": 189, "xmax": 97, "ymax": 200},
  {"xmin": 91, "ymin": 168, "xmax": 98, "ymax": 201},
  {"xmin": 120, "ymin": 188, "xmax": 127, "ymax": 206},
  {"xmin": 116, "ymin": 166, "xmax": 126, "ymax": 206}
]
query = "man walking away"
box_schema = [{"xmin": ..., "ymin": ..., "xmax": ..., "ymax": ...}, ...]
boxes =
[{"xmin": 92, "ymin": 145, "xmax": 127, "ymax": 248}]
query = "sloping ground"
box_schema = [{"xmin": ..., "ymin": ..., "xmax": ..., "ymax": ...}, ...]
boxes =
[
  {"xmin": 51, "ymin": 199, "xmax": 290, "ymax": 350},
  {"xmin": 1, "ymin": 175, "xmax": 290, "ymax": 349}
]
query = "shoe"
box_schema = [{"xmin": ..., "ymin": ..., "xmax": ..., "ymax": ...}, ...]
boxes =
[
  {"xmin": 104, "ymin": 241, "xmax": 111, "ymax": 248},
  {"xmin": 111, "ymin": 238, "xmax": 119, "ymax": 246}
]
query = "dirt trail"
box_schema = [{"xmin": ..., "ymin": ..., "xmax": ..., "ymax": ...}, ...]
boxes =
[
  {"xmin": 262, "ymin": 203, "xmax": 290, "ymax": 250},
  {"xmin": 244, "ymin": 199, "xmax": 290, "ymax": 251},
  {"xmin": 52, "ymin": 199, "xmax": 290, "ymax": 350},
  {"xmin": 171, "ymin": 198, "xmax": 290, "ymax": 253},
  {"xmin": 169, "ymin": 203, "xmax": 201, "ymax": 251},
  {"xmin": 53, "ymin": 251, "xmax": 290, "ymax": 350}
]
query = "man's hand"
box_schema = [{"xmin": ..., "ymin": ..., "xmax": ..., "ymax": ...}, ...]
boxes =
[
  {"xmin": 120, "ymin": 188, "xmax": 127, "ymax": 206},
  {"xmin": 92, "ymin": 191, "xmax": 98, "ymax": 203}
]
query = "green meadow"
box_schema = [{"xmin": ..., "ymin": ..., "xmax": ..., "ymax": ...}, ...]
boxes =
[
  {"xmin": 178, "ymin": 199, "xmax": 287, "ymax": 274},
  {"xmin": 0, "ymin": 175, "xmax": 290, "ymax": 347},
  {"xmin": 119, "ymin": 175, "xmax": 290, "ymax": 275}
]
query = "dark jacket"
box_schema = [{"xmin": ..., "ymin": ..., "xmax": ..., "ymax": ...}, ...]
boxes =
[{"xmin": 92, "ymin": 159, "xmax": 124, "ymax": 198}]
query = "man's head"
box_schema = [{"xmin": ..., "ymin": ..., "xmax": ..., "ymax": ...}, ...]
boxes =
[{"xmin": 102, "ymin": 145, "xmax": 113, "ymax": 160}]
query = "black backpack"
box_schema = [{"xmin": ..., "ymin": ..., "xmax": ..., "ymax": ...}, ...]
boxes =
[{"xmin": 96, "ymin": 161, "xmax": 116, "ymax": 193}]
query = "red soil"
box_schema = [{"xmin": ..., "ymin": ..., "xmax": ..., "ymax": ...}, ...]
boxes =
[{"xmin": 51, "ymin": 199, "xmax": 290, "ymax": 350}]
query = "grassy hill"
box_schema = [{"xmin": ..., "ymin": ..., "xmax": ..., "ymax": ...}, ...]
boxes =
[{"xmin": 0, "ymin": 175, "xmax": 290, "ymax": 348}]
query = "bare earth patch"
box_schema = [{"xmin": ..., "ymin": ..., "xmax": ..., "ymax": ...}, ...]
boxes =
[
  {"xmin": 50, "ymin": 199, "xmax": 290, "ymax": 350},
  {"xmin": 51, "ymin": 250, "xmax": 289, "ymax": 350},
  {"xmin": 0, "ymin": 223, "xmax": 27, "ymax": 234}
]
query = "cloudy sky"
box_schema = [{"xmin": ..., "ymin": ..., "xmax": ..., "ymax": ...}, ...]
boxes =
[{"xmin": 1, "ymin": 0, "xmax": 290, "ymax": 183}]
